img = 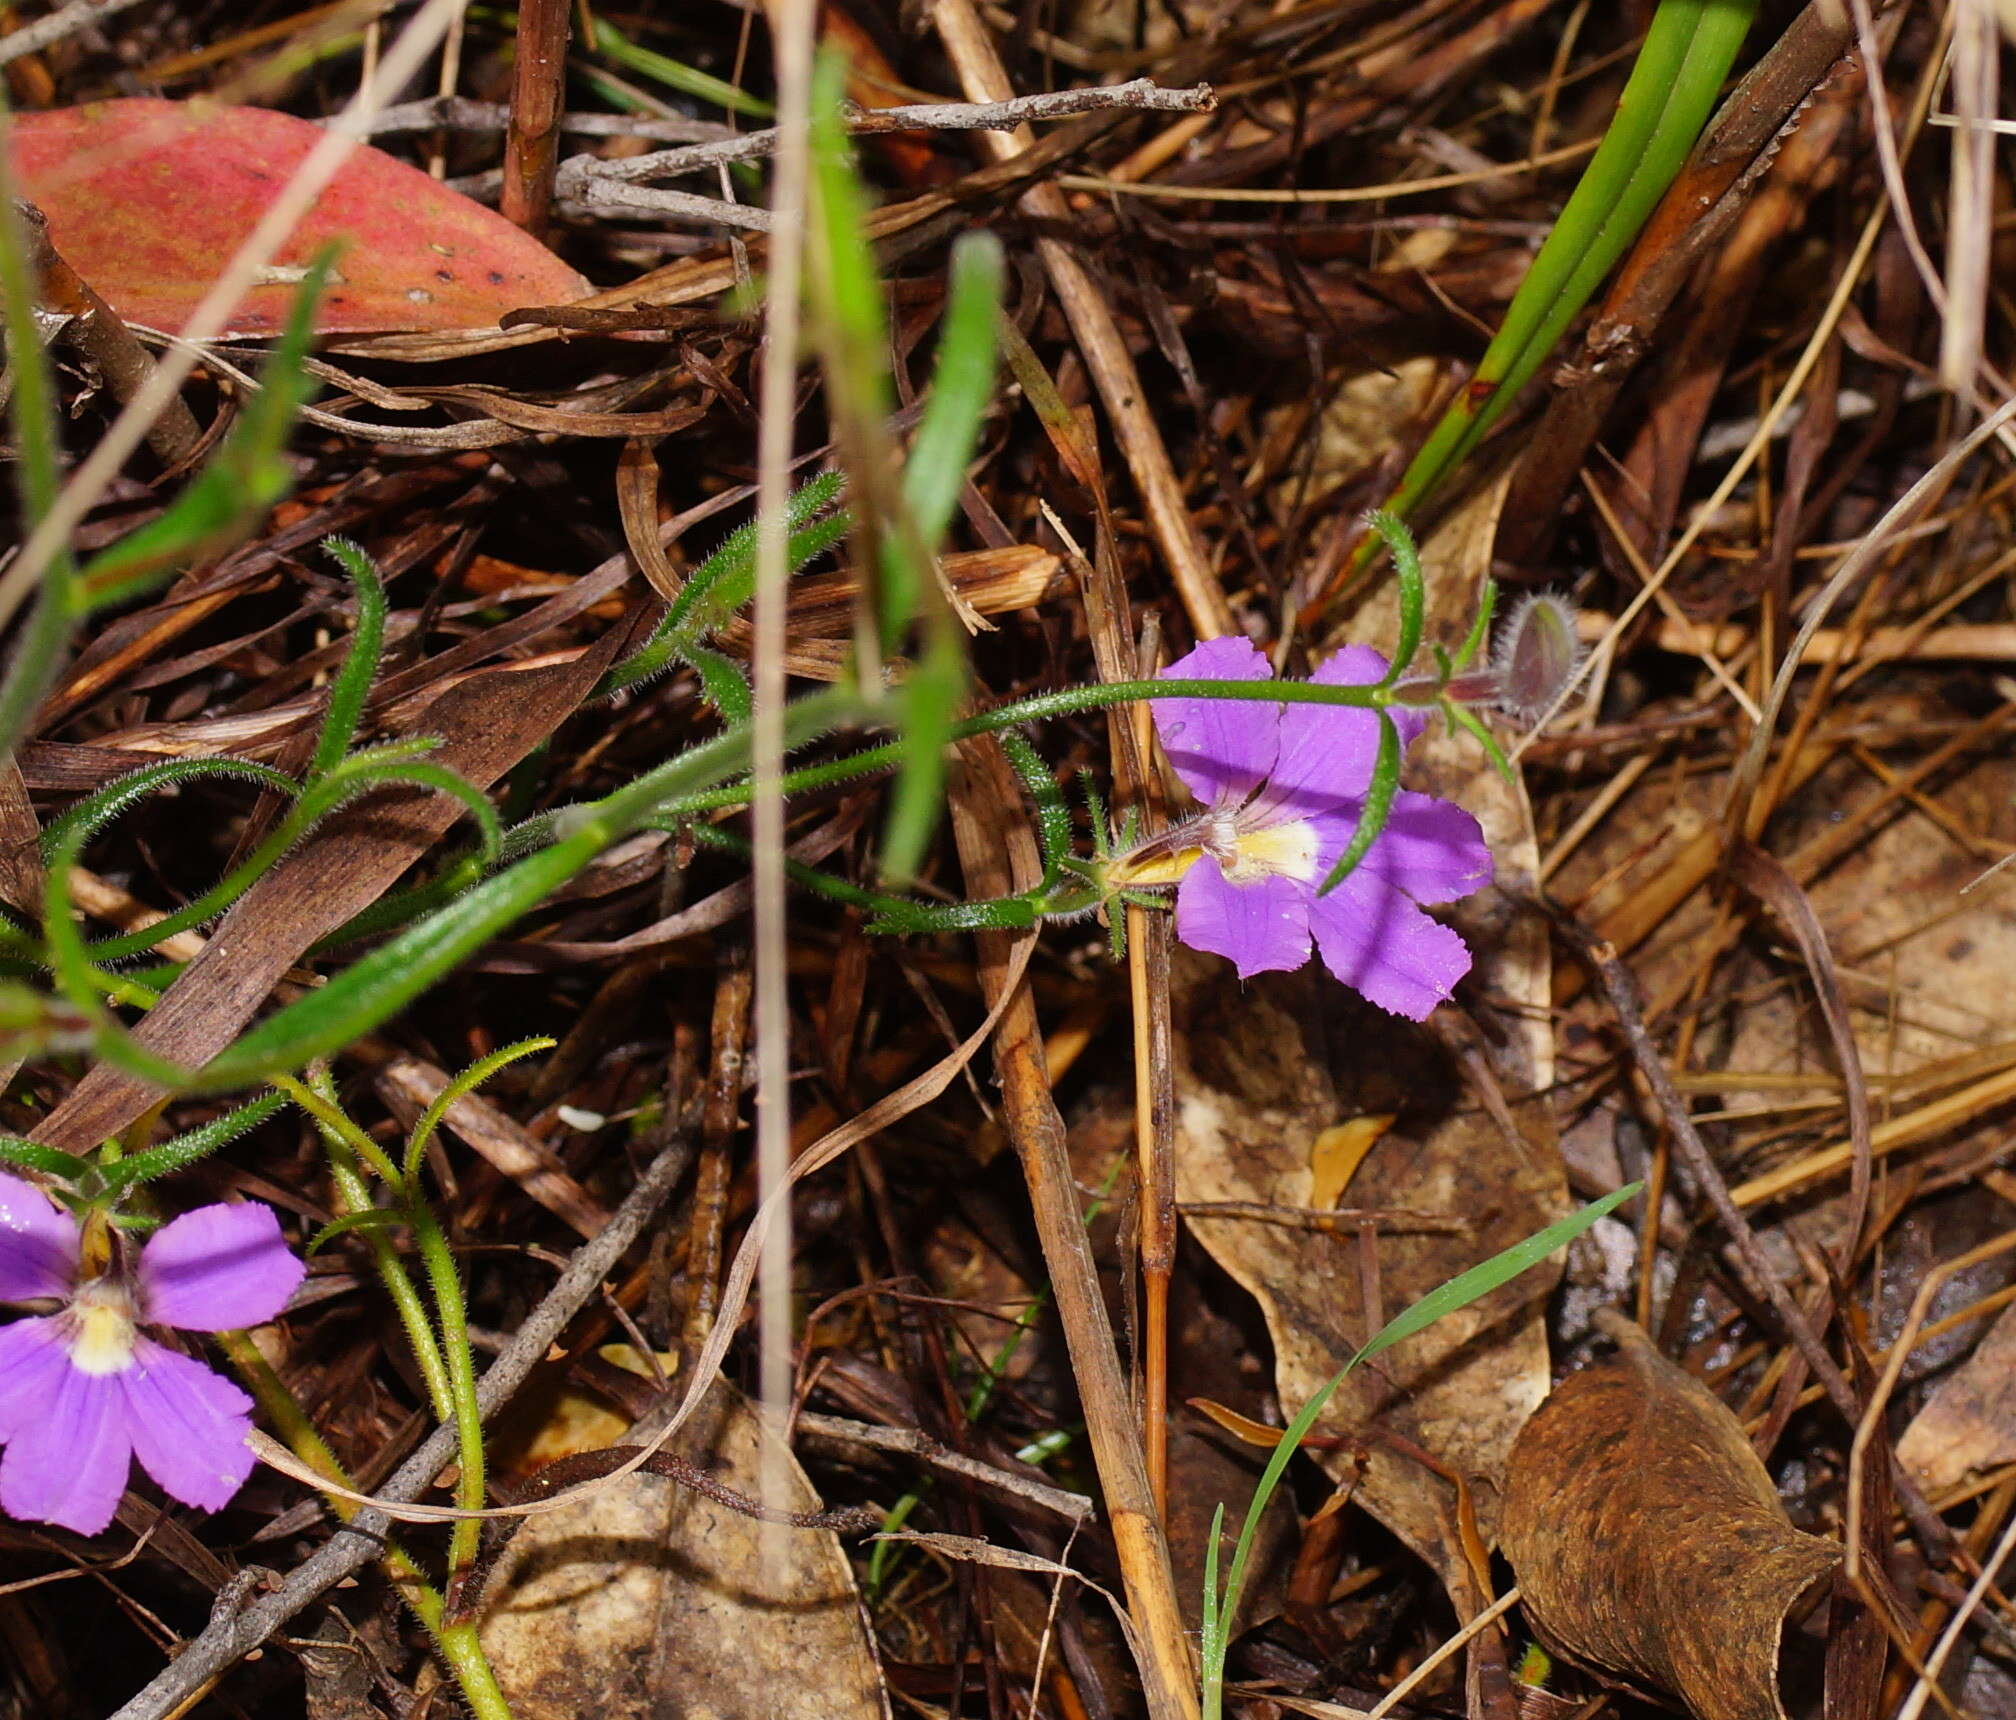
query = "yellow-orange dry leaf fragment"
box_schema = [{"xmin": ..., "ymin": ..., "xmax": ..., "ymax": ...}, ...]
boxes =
[
  {"xmin": 1309, "ymin": 1113, "xmax": 1394, "ymax": 1210},
  {"xmin": 1501, "ymin": 1319, "xmax": 1838, "ymax": 1720}
]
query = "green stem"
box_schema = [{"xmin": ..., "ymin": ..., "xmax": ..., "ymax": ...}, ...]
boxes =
[
  {"xmin": 431, "ymin": 1623, "xmax": 516, "ymax": 1720},
  {"xmin": 215, "ymin": 1329, "xmax": 516, "ymax": 1720},
  {"xmin": 281, "ymin": 1075, "xmax": 455, "ymax": 1417},
  {"xmin": 652, "ymin": 674, "xmax": 1392, "ymax": 819},
  {"xmin": 405, "ymin": 1191, "xmax": 489, "ymax": 1593}
]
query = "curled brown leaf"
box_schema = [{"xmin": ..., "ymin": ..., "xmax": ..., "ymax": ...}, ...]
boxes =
[{"xmin": 1501, "ymin": 1316, "xmax": 1839, "ymax": 1720}]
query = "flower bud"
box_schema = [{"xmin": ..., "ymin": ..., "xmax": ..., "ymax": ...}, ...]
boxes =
[{"xmin": 1491, "ymin": 591, "xmax": 1582, "ymax": 721}]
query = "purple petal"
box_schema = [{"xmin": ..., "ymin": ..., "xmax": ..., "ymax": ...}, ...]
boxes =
[
  {"xmin": 1154, "ymin": 636, "xmax": 1278, "ymax": 807},
  {"xmin": 121, "ymin": 1339, "xmax": 256, "ymax": 1513},
  {"xmin": 1254, "ymin": 646, "xmax": 1427, "ymax": 824},
  {"xmin": 138, "ymin": 1202, "xmax": 304, "ymax": 1333},
  {"xmin": 0, "ymin": 1175, "xmax": 78, "ymax": 1303},
  {"xmin": 0, "ymin": 1317, "xmax": 76, "ymax": 1440},
  {"xmin": 1308, "ymin": 791, "xmax": 1493, "ymax": 906},
  {"xmin": 0, "ymin": 1341, "xmax": 131, "ymax": 1535},
  {"xmin": 1175, "ymin": 859, "xmax": 1312, "ymax": 980},
  {"xmin": 1306, "ymin": 868, "xmax": 1472, "ymax": 1021}
]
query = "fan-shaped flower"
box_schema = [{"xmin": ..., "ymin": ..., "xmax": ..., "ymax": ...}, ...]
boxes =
[
  {"xmin": 0, "ymin": 1176, "xmax": 304, "ymax": 1535},
  {"xmin": 1136, "ymin": 636, "xmax": 1493, "ymax": 1019}
]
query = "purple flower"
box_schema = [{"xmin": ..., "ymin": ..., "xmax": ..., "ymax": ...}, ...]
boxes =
[
  {"xmin": 0, "ymin": 1176, "xmax": 304, "ymax": 1535},
  {"xmin": 1143, "ymin": 636, "xmax": 1493, "ymax": 1019}
]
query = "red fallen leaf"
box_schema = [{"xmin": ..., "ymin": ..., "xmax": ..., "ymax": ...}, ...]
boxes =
[{"xmin": 7, "ymin": 98, "xmax": 589, "ymax": 336}]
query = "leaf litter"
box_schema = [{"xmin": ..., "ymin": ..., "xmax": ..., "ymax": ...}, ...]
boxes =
[{"xmin": 2, "ymin": 5, "xmax": 2016, "ymax": 1720}]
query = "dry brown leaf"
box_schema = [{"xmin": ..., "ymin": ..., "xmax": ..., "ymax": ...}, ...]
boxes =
[
  {"xmin": 1896, "ymin": 1297, "xmax": 2016, "ymax": 1490},
  {"xmin": 480, "ymin": 1384, "xmax": 888, "ymax": 1720},
  {"xmin": 1501, "ymin": 1319, "xmax": 1839, "ymax": 1720},
  {"xmin": 1175, "ymin": 475, "xmax": 1563, "ymax": 1612}
]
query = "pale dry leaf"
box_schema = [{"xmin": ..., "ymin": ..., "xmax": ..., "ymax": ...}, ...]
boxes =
[
  {"xmin": 1501, "ymin": 1320, "xmax": 1838, "ymax": 1720},
  {"xmin": 480, "ymin": 1385, "xmax": 888, "ymax": 1720},
  {"xmin": 1896, "ymin": 1296, "xmax": 2016, "ymax": 1490}
]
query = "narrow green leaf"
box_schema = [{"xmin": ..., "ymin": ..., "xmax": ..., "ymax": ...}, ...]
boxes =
[
  {"xmin": 1451, "ymin": 579, "xmax": 1500, "ymax": 675},
  {"xmin": 1315, "ymin": 712, "xmax": 1400, "ymax": 896},
  {"xmin": 41, "ymin": 757, "xmax": 300, "ymax": 863},
  {"xmin": 597, "ymin": 474, "xmax": 849, "ymax": 701},
  {"xmin": 307, "ymin": 1207, "xmax": 410, "ymax": 1253},
  {"xmin": 0, "ymin": 1137, "xmax": 91, "ymax": 1182},
  {"xmin": 876, "ymin": 635, "xmax": 960, "ymax": 887},
  {"xmin": 189, "ymin": 692, "xmax": 856, "ymax": 1089},
  {"xmin": 1201, "ymin": 1185, "xmax": 1641, "ymax": 1717},
  {"xmin": 75, "ymin": 250, "xmax": 331, "ymax": 605},
  {"xmin": 312, "ymin": 537, "xmax": 389, "ymax": 781},
  {"xmin": 685, "ymin": 642, "xmax": 754, "ymax": 723},
  {"xmin": 1445, "ymin": 698, "xmax": 1518, "ymax": 786},
  {"xmin": 1365, "ymin": 510, "xmax": 1424, "ymax": 682},
  {"xmin": 1200, "ymin": 1500, "xmax": 1226, "ymax": 1672},
  {"xmin": 809, "ymin": 52, "xmax": 893, "ymax": 496},
  {"xmin": 591, "ymin": 15, "xmax": 773, "ymax": 118},
  {"xmin": 998, "ymin": 728, "xmax": 1072, "ymax": 881},
  {"xmin": 0, "ymin": 160, "xmax": 78, "ymax": 760},
  {"xmin": 402, "ymin": 1036, "xmax": 554, "ymax": 1184},
  {"xmin": 1359, "ymin": 1183, "xmax": 1641, "ymax": 1361},
  {"xmin": 1361, "ymin": 0, "xmax": 1758, "ymax": 559},
  {"xmin": 98, "ymin": 1091, "xmax": 289, "ymax": 1196}
]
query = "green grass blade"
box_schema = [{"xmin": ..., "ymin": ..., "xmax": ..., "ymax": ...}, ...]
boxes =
[
  {"xmin": 0, "ymin": 150, "xmax": 77, "ymax": 760},
  {"xmin": 1359, "ymin": 1182, "xmax": 1640, "ymax": 1361},
  {"xmin": 903, "ymin": 231, "xmax": 1006, "ymax": 558},
  {"xmin": 1362, "ymin": 0, "xmax": 1757, "ymax": 560},
  {"xmin": 591, "ymin": 15, "xmax": 773, "ymax": 119}
]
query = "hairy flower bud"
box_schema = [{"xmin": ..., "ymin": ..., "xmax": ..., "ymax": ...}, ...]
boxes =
[{"xmin": 1491, "ymin": 591, "xmax": 1582, "ymax": 721}]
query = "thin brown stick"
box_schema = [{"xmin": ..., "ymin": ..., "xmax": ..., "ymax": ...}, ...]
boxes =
[
  {"xmin": 499, "ymin": 0, "xmax": 569, "ymax": 235},
  {"xmin": 561, "ymin": 78, "xmax": 1216, "ymax": 190},
  {"xmin": 929, "ymin": 0, "xmax": 1235, "ymax": 642},
  {"xmin": 0, "ymin": 0, "xmax": 144, "ymax": 64},
  {"xmin": 950, "ymin": 738, "xmax": 1200, "ymax": 1720},
  {"xmin": 18, "ymin": 201, "xmax": 201, "ymax": 467},
  {"xmin": 685, "ymin": 949, "xmax": 753, "ymax": 1351},
  {"xmin": 1175, "ymin": 1201, "xmax": 1466, "ymax": 1235},
  {"xmin": 1133, "ymin": 905, "xmax": 1176, "ymax": 1522},
  {"xmin": 1726, "ymin": 843, "xmax": 1872, "ymax": 1275},
  {"xmin": 794, "ymin": 1412, "xmax": 1096, "ymax": 1524}
]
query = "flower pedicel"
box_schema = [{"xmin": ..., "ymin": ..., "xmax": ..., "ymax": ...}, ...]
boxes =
[{"xmin": 0, "ymin": 1175, "xmax": 304, "ymax": 1535}]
